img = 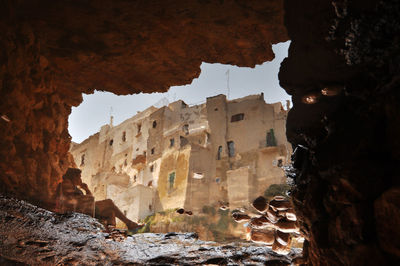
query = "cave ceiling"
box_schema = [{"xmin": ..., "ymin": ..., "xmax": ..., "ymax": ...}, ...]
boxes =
[{"xmin": 10, "ymin": 0, "xmax": 287, "ymax": 98}]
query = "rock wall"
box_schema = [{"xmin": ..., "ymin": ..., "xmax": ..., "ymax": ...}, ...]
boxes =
[
  {"xmin": 1, "ymin": 0, "xmax": 400, "ymax": 264},
  {"xmin": 0, "ymin": 0, "xmax": 287, "ymax": 208},
  {"xmin": 280, "ymin": 0, "xmax": 400, "ymax": 264}
]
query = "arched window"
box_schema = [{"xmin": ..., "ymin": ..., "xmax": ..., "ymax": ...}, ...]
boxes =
[
  {"xmin": 217, "ymin": 146, "xmax": 223, "ymax": 160},
  {"xmin": 227, "ymin": 141, "xmax": 235, "ymax": 157}
]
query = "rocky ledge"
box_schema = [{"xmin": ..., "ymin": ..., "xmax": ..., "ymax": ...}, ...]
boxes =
[{"xmin": 0, "ymin": 196, "xmax": 302, "ymax": 265}]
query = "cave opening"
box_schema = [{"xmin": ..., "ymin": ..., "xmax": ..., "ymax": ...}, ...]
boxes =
[
  {"xmin": 65, "ymin": 42, "xmax": 302, "ymax": 250},
  {"xmin": 2, "ymin": 0, "xmax": 398, "ymax": 264}
]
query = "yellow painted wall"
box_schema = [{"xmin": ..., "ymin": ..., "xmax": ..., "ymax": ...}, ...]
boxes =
[{"xmin": 157, "ymin": 147, "xmax": 191, "ymax": 210}]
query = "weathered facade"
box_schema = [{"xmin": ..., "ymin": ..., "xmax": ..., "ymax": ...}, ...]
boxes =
[{"xmin": 70, "ymin": 94, "xmax": 291, "ymax": 223}]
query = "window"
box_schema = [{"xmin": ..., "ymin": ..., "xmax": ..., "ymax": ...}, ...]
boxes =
[
  {"xmin": 122, "ymin": 131, "xmax": 126, "ymax": 142},
  {"xmin": 80, "ymin": 154, "xmax": 85, "ymax": 166},
  {"xmin": 137, "ymin": 124, "xmax": 141, "ymax": 133},
  {"xmin": 180, "ymin": 136, "xmax": 188, "ymax": 147},
  {"xmin": 231, "ymin": 113, "xmax": 244, "ymax": 122},
  {"xmin": 150, "ymin": 165, "xmax": 154, "ymax": 172},
  {"xmin": 151, "ymin": 148, "xmax": 155, "ymax": 155},
  {"xmin": 266, "ymin": 129, "xmax": 277, "ymax": 147},
  {"xmin": 170, "ymin": 138, "xmax": 175, "ymax": 147},
  {"xmin": 168, "ymin": 172, "xmax": 176, "ymax": 190},
  {"xmin": 133, "ymin": 175, "xmax": 137, "ymax": 182},
  {"xmin": 109, "ymin": 139, "xmax": 113, "ymax": 146},
  {"xmin": 182, "ymin": 124, "xmax": 189, "ymax": 135},
  {"xmin": 217, "ymin": 146, "xmax": 223, "ymax": 160},
  {"xmin": 227, "ymin": 141, "xmax": 235, "ymax": 157},
  {"xmin": 152, "ymin": 120, "xmax": 157, "ymax": 128},
  {"xmin": 193, "ymin": 173, "xmax": 204, "ymax": 179},
  {"xmin": 277, "ymin": 159, "xmax": 283, "ymax": 167}
]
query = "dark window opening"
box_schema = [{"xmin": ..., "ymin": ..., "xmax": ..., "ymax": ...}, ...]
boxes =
[
  {"xmin": 149, "ymin": 204, "xmax": 153, "ymax": 211},
  {"xmin": 148, "ymin": 180, "xmax": 153, "ymax": 187},
  {"xmin": 266, "ymin": 129, "xmax": 277, "ymax": 147},
  {"xmin": 133, "ymin": 175, "xmax": 137, "ymax": 182},
  {"xmin": 122, "ymin": 131, "xmax": 126, "ymax": 142},
  {"xmin": 231, "ymin": 113, "xmax": 244, "ymax": 122},
  {"xmin": 137, "ymin": 124, "xmax": 141, "ymax": 133},
  {"xmin": 151, "ymin": 148, "xmax": 155, "ymax": 154},
  {"xmin": 150, "ymin": 165, "xmax": 154, "ymax": 172},
  {"xmin": 170, "ymin": 138, "xmax": 175, "ymax": 147},
  {"xmin": 109, "ymin": 139, "xmax": 113, "ymax": 146},
  {"xmin": 217, "ymin": 146, "xmax": 223, "ymax": 160},
  {"xmin": 152, "ymin": 120, "xmax": 157, "ymax": 128},
  {"xmin": 180, "ymin": 136, "xmax": 188, "ymax": 147},
  {"xmin": 214, "ymin": 108, "xmax": 218, "ymax": 111},
  {"xmin": 182, "ymin": 124, "xmax": 189, "ymax": 135},
  {"xmin": 227, "ymin": 141, "xmax": 235, "ymax": 157},
  {"xmin": 169, "ymin": 172, "xmax": 176, "ymax": 190},
  {"xmin": 80, "ymin": 154, "xmax": 85, "ymax": 166},
  {"xmin": 277, "ymin": 159, "xmax": 283, "ymax": 167}
]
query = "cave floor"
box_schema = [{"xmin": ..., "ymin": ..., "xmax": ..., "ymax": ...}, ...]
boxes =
[{"xmin": 0, "ymin": 196, "xmax": 301, "ymax": 265}]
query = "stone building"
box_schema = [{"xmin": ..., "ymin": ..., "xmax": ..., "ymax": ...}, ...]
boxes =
[{"xmin": 70, "ymin": 94, "xmax": 291, "ymax": 222}]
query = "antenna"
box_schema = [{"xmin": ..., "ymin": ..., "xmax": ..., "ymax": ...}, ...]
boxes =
[
  {"xmin": 109, "ymin": 106, "xmax": 114, "ymax": 126},
  {"xmin": 225, "ymin": 69, "xmax": 230, "ymax": 99}
]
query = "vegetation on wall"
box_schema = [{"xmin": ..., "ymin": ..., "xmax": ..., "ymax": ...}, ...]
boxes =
[
  {"xmin": 263, "ymin": 183, "xmax": 291, "ymax": 201},
  {"xmin": 137, "ymin": 206, "xmax": 241, "ymax": 242}
]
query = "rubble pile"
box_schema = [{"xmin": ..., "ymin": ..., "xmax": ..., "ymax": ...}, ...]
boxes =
[{"xmin": 233, "ymin": 196, "xmax": 302, "ymax": 256}]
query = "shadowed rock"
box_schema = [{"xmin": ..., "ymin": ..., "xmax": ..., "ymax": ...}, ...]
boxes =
[{"xmin": 252, "ymin": 196, "xmax": 268, "ymax": 213}]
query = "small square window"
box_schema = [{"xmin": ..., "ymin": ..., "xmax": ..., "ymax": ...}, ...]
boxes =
[
  {"xmin": 170, "ymin": 138, "xmax": 175, "ymax": 147},
  {"xmin": 152, "ymin": 120, "xmax": 157, "ymax": 128},
  {"xmin": 151, "ymin": 148, "xmax": 155, "ymax": 154}
]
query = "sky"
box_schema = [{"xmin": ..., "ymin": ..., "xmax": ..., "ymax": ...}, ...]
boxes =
[{"xmin": 68, "ymin": 41, "xmax": 291, "ymax": 143}]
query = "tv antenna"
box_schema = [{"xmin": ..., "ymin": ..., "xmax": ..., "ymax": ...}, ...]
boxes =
[
  {"xmin": 109, "ymin": 106, "xmax": 114, "ymax": 126},
  {"xmin": 226, "ymin": 69, "xmax": 230, "ymax": 99}
]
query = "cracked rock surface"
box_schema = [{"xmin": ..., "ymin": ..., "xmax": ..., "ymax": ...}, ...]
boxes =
[{"xmin": 0, "ymin": 196, "xmax": 302, "ymax": 265}]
